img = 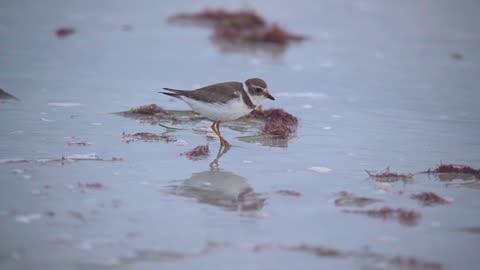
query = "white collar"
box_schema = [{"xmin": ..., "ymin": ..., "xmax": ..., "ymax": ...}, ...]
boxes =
[{"xmin": 242, "ymin": 82, "xmax": 255, "ymax": 105}]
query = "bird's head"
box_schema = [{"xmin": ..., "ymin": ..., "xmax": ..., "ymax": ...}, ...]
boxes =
[{"xmin": 245, "ymin": 78, "xmax": 275, "ymax": 105}]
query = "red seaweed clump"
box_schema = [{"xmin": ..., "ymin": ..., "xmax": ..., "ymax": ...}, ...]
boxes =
[
  {"xmin": 249, "ymin": 108, "xmax": 298, "ymax": 139},
  {"xmin": 426, "ymin": 164, "xmax": 480, "ymax": 179},
  {"xmin": 168, "ymin": 8, "xmax": 306, "ymax": 48},
  {"xmin": 344, "ymin": 207, "xmax": 421, "ymax": 226},
  {"xmin": 411, "ymin": 192, "xmax": 451, "ymax": 206},
  {"xmin": 182, "ymin": 144, "xmax": 210, "ymax": 160},
  {"xmin": 55, "ymin": 27, "xmax": 75, "ymax": 38},
  {"xmin": 365, "ymin": 166, "xmax": 413, "ymax": 182},
  {"xmin": 128, "ymin": 104, "xmax": 170, "ymax": 118}
]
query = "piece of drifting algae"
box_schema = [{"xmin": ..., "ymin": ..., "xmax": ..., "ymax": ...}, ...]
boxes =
[
  {"xmin": 365, "ymin": 166, "xmax": 413, "ymax": 182},
  {"xmin": 122, "ymin": 132, "xmax": 176, "ymax": 143},
  {"xmin": 410, "ymin": 192, "xmax": 452, "ymax": 206},
  {"xmin": 276, "ymin": 190, "xmax": 302, "ymax": 197},
  {"xmin": 425, "ymin": 164, "xmax": 480, "ymax": 179},
  {"xmin": 181, "ymin": 144, "xmax": 210, "ymax": 160},
  {"xmin": 343, "ymin": 207, "xmax": 422, "ymax": 227},
  {"xmin": 245, "ymin": 108, "xmax": 299, "ymax": 139},
  {"xmin": 55, "ymin": 26, "xmax": 75, "ymax": 38},
  {"xmin": 116, "ymin": 104, "xmax": 205, "ymax": 125},
  {"xmin": 334, "ymin": 191, "xmax": 382, "ymax": 207}
]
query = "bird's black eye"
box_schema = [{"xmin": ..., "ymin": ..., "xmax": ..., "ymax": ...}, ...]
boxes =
[{"xmin": 255, "ymin": 88, "xmax": 263, "ymax": 93}]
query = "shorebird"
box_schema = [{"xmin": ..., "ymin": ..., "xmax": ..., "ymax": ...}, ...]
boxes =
[{"xmin": 161, "ymin": 78, "xmax": 275, "ymax": 147}]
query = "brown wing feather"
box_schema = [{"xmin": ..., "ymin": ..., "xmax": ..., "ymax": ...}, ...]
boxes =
[
  {"xmin": 188, "ymin": 82, "xmax": 241, "ymax": 103},
  {"xmin": 162, "ymin": 82, "xmax": 255, "ymax": 108}
]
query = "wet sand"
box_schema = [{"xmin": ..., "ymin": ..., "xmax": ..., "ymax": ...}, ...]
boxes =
[{"xmin": 1, "ymin": 1, "xmax": 480, "ymax": 269}]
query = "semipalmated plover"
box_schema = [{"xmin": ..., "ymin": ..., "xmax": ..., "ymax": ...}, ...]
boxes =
[{"xmin": 161, "ymin": 78, "xmax": 275, "ymax": 147}]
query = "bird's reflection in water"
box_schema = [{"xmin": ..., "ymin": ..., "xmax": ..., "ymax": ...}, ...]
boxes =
[
  {"xmin": 169, "ymin": 146, "xmax": 266, "ymax": 211},
  {"xmin": 236, "ymin": 136, "xmax": 289, "ymax": 148}
]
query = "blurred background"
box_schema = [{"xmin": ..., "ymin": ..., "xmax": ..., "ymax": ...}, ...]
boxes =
[{"xmin": 1, "ymin": 1, "xmax": 479, "ymax": 270}]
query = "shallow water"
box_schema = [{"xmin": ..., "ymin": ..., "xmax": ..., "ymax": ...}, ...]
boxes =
[{"xmin": 1, "ymin": 0, "xmax": 480, "ymax": 269}]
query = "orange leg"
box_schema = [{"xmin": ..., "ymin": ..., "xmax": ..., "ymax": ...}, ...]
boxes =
[
  {"xmin": 217, "ymin": 122, "xmax": 231, "ymax": 147},
  {"xmin": 211, "ymin": 121, "xmax": 231, "ymax": 147},
  {"xmin": 211, "ymin": 121, "xmax": 218, "ymax": 135},
  {"xmin": 210, "ymin": 121, "xmax": 223, "ymax": 145}
]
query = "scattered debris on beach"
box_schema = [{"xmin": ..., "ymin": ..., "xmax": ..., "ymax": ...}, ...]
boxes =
[
  {"xmin": 252, "ymin": 243, "xmax": 443, "ymax": 270},
  {"xmin": 343, "ymin": 207, "xmax": 421, "ymax": 226},
  {"xmin": 334, "ymin": 191, "xmax": 382, "ymax": 207},
  {"xmin": 55, "ymin": 26, "xmax": 75, "ymax": 38},
  {"xmin": 411, "ymin": 192, "xmax": 452, "ymax": 206},
  {"xmin": 365, "ymin": 166, "xmax": 413, "ymax": 182},
  {"xmin": 122, "ymin": 132, "xmax": 176, "ymax": 143},
  {"xmin": 181, "ymin": 144, "xmax": 210, "ymax": 160},
  {"xmin": 117, "ymin": 106, "xmax": 299, "ymax": 145}
]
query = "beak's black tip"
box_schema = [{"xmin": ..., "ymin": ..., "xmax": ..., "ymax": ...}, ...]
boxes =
[{"xmin": 266, "ymin": 93, "xmax": 275, "ymax": 101}]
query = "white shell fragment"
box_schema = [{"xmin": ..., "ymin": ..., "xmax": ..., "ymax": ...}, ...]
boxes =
[
  {"xmin": 15, "ymin": 213, "xmax": 43, "ymax": 224},
  {"xmin": 309, "ymin": 166, "xmax": 332, "ymax": 173}
]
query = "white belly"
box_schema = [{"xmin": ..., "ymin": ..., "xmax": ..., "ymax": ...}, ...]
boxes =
[{"xmin": 181, "ymin": 97, "xmax": 253, "ymax": 122}]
